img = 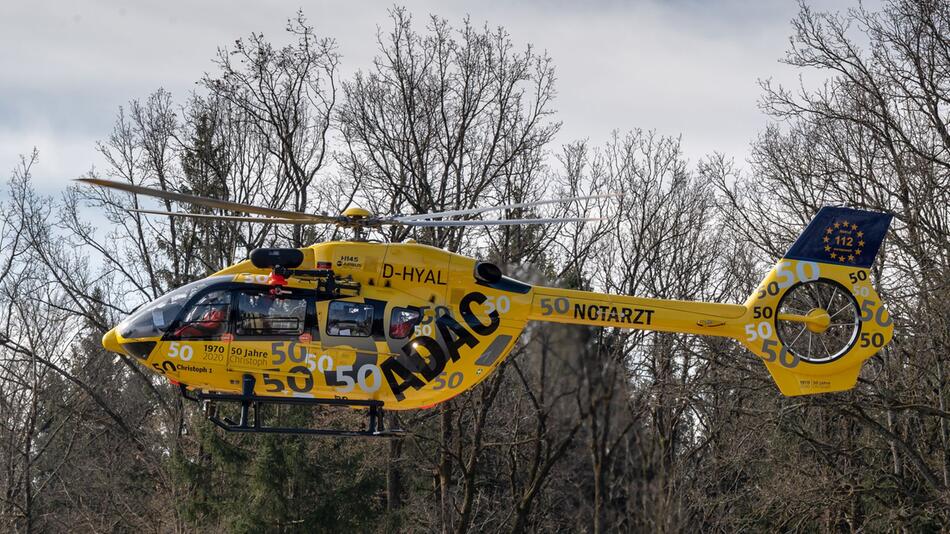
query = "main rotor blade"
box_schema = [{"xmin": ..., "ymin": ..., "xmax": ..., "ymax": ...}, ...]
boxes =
[
  {"xmin": 397, "ymin": 217, "xmax": 605, "ymax": 227},
  {"xmin": 128, "ymin": 209, "xmax": 317, "ymax": 225},
  {"xmin": 393, "ymin": 193, "xmax": 619, "ymax": 221},
  {"xmin": 77, "ymin": 177, "xmax": 339, "ymax": 223}
]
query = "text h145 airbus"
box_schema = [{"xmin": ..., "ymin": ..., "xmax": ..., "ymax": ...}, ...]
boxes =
[{"xmin": 82, "ymin": 178, "xmax": 894, "ymax": 437}]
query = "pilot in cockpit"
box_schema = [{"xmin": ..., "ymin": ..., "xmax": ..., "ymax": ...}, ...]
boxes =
[
  {"xmin": 175, "ymin": 291, "xmax": 230, "ymax": 338},
  {"xmin": 389, "ymin": 308, "xmax": 420, "ymax": 339}
]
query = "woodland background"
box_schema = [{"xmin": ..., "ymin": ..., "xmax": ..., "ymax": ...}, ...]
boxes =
[{"xmin": 2, "ymin": 0, "xmax": 949, "ymax": 532}]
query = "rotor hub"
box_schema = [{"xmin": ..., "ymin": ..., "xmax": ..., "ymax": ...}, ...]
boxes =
[
  {"xmin": 804, "ymin": 308, "xmax": 831, "ymax": 334},
  {"xmin": 342, "ymin": 207, "xmax": 373, "ymax": 219}
]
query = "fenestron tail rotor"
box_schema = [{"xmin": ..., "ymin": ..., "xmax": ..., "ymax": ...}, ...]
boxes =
[{"xmin": 78, "ymin": 178, "xmax": 614, "ymax": 232}]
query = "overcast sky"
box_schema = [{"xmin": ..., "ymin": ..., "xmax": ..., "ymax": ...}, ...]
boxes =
[{"xmin": 1, "ymin": 0, "xmax": 868, "ymax": 193}]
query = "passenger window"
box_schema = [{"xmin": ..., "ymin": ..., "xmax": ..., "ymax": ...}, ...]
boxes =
[
  {"xmin": 389, "ymin": 307, "xmax": 421, "ymax": 339},
  {"xmin": 236, "ymin": 292, "xmax": 307, "ymax": 336},
  {"xmin": 327, "ymin": 301, "xmax": 374, "ymax": 337},
  {"xmin": 175, "ymin": 290, "xmax": 230, "ymax": 339}
]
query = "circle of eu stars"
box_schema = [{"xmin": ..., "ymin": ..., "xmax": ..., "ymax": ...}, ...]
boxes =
[{"xmin": 823, "ymin": 219, "xmax": 866, "ymax": 263}]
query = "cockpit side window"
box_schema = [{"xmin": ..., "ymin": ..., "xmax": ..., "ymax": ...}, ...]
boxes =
[
  {"xmin": 236, "ymin": 292, "xmax": 307, "ymax": 337},
  {"xmin": 118, "ymin": 276, "xmax": 228, "ymax": 340},
  {"xmin": 389, "ymin": 307, "xmax": 422, "ymax": 339},
  {"xmin": 174, "ymin": 290, "xmax": 231, "ymax": 339},
  {"xmin": 326, "ymin": 301, "xmax": 374, "ymax": 337}
]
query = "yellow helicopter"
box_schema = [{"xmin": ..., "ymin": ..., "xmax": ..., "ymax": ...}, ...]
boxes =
[{"xmin": 82, "ymin": 178, "xmax": 894, "ymax": 436}]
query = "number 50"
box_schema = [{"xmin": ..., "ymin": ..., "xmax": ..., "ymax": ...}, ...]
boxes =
[
  {"xmin": 167, "ymin": 341, "xmax": 193, "ymax": 361},
  {"xmin": 485, "ymin": 296, "xmax": 510, "ymax": 314},
  {"xmin": 745, "ymin": 322, "xmax": 773, "ymax": 342}
]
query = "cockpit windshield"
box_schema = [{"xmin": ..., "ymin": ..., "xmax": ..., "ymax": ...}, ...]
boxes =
[{"xmin": 117, "ymin": 276, "xmax": 232, "ymax": 339}]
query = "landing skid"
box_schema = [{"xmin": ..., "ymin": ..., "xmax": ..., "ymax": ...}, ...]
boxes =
[{"xmin": 179, "ymin": 376, "xmax": 405, "ymax": 438}]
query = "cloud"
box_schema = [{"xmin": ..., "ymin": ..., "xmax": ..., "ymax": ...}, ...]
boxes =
[{"xmin": 0, "ymin": 0, "xmax": 869, "ymax": 189}]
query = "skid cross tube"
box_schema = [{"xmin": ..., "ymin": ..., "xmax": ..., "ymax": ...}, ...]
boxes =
[{"xmin": 179, "ymin": 378, "xmax": 404, "ymax": 437}]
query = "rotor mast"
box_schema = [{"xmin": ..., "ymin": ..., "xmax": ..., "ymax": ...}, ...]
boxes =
[{"xmin": 341, "ymin": 206, "xmax": 373, "ymax": 241}]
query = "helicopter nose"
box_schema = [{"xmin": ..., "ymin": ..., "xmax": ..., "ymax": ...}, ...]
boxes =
[{"xmin": 102, "ymin": 328, "xmax": 123, "ymax": 354}]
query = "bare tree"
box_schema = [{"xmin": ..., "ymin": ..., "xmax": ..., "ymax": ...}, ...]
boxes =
[
  {"xmin": 338, "ymin": 7, "xmax": 560, "ymax": 250},
  {"xmin": 709, "ymin": 0, "xmax": 950, "ymax": 527},
  {"xmin": 205, "ymin": 10, "xmax": 340, "ymax": 247}
]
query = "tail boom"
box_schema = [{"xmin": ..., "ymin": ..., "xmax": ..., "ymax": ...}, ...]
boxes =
[
  {"xmin": 525, "ymin": 207, "xmax": 894, "ymax": 397},
  {"xmin": 527, "ymin": 287, "xmax": 747, "ymax": 338}
]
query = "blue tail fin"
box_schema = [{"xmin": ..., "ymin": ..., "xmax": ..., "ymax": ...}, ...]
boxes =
[{"xmin": 783, "ymin": 207, "xmax": 892, "ymax": 268}]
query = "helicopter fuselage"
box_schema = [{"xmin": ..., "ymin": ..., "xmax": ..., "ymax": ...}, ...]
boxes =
[
  {"xmin": 103, "ymin": 209, "xmax": 896, "ymax": 412},
  {"xmin": 103, "ymin": 240, "xmax": 753, "ymax": 410},
  {"xmin": 79, "ymin": 172, "xmax": 895, "ymax": 429}
]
